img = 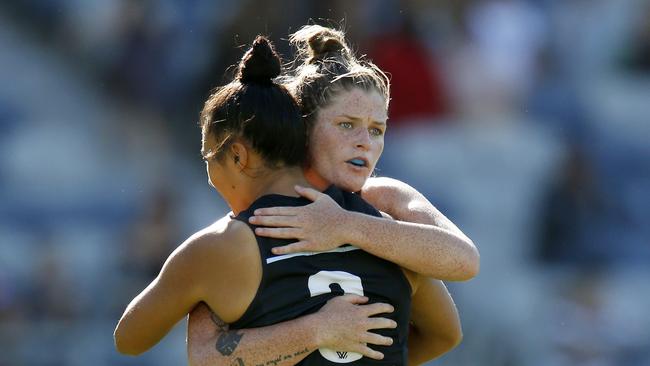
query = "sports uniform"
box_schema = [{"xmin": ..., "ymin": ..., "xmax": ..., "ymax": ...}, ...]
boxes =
[{"xmin": 231, "ymin": 185, "xmax": 412, "ymax": 365}]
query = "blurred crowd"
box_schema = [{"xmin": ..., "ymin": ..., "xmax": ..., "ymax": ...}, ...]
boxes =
[{"xmin": 0, "ymin": 0, "xmax": 649, "ymax": 365}]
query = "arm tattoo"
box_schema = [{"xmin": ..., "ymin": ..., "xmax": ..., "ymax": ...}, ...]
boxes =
[
  {"xmin": 231, "ymin": 357, "xmax": 245, "ymax": 366},
  {"xmin": 208, "ymin": 308, "xmax": 244, "ymax": 356},
  {"xmin": 216, "ymin": 330, "xmax": 244, "ymax": 356}
]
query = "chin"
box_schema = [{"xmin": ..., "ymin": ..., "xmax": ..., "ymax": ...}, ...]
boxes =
[{"xmin": 337, "ymin": 179, "xmax": 365, "ymax": 193}]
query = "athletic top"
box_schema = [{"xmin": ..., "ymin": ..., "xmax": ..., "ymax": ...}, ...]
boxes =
[{"xmin": 231, "ymin": 185, "xmax": 412, "ymax": 366}]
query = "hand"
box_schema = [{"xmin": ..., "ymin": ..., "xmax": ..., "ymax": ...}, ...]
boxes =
[
  {"xmin": 249, "ymin": 185, "xmax": 349, "ymax": 255},
  {"xmin": 309, "ymin": 295, "xmax": 397, "ymax": 360}
]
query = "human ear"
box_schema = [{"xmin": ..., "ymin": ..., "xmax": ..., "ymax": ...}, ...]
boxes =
[{"xmin": 230, "ymin": 142, "xmax": 249, "ymax": 169}]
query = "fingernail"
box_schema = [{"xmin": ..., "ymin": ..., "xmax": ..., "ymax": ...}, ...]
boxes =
[
  {"xmin": 249, "ymin": 216, "xmax": 256, "ymax": 223},
  {"xmin": 254, "ymin": 209, "xmax": 260, "ymax": 215}
]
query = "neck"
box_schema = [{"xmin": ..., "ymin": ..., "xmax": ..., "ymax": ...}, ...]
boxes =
[
  {"xmin": 229, "ymin": 166, "xmax": 312, "ymax": 215},
  {"xmin": 303, "ymin": 167, "xmax": 330, "ymax": 191}
]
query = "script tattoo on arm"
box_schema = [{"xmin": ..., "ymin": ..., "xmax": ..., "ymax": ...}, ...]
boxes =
[{"xmin": 209, "ymin": 309, "xmax": 244, "ymax": 356}]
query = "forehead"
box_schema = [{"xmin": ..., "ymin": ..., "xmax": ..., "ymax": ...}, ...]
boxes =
[{"xmin": 320, "ymin": 88, "xmax": 388, "ymax": 122}]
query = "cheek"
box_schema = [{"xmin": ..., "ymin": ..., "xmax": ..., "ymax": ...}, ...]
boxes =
[
  {"xmin": 310, "ymin": 128, "xmax": 338, "ymax": 163},
  {"xmin": 318, "ymin": 127, "xmax": 339, "ymax": 148}
]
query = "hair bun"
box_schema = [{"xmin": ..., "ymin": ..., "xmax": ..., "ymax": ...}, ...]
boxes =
[
  {"xmin": 238, "ymin": 36, "xmax": 282, "ymax": 84},
  {"xmin": 290, "ymin": 25, "xmax": 349, "ymax": 63},
  {"xmin": 308, "ymin": 35, "xmax": 345, "ymax": 56}
]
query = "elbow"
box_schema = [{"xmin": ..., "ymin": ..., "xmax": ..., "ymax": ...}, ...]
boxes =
[
  {"xmin": 464, "ymin": 242, "xmax": 480, "ymax": 279},
  {"xmin": 454, "ymin": 239, "xmax": 480, "ymax": 281},
  {"xmin": 438, "ymin": 330, "xmax": 463, "ymax": 354},
  {"xmin": 447, "ymin": 325, "xmax": 463, "ymax": 350},
  {"xmin": 435, "ymin": 323, "xmax": 463, "ymax": 355},
  {"xmin": 428, "ymin": 238, "xmax": 479, "ymax": 281},
  {"xmin": 114, "ymin": 324, "xmax": 146, "ymax": 356}
]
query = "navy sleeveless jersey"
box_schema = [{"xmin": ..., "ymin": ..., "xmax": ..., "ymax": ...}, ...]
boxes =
[{"xmin": 231, "ymin": 185, "xmax": 412, "ymax": 366}]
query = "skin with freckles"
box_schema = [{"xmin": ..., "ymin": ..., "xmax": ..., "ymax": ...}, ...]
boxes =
[
  {"xmin": 304, "ymin": 88, "xmax": 388, "ymax": 193},
  {"xmin": 248, "ymin": 85, "xmax": 478, "ymax": 279}
]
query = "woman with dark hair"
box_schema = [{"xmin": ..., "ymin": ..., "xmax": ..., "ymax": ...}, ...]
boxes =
[{"xmin": 185, "ymin": 25, "xmax": 478, "ymax": 366}]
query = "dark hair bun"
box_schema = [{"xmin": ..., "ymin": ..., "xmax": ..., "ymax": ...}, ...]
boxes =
[{"xmin": 238, "ymin": 36, "xmax": 282, "ymax": 84}]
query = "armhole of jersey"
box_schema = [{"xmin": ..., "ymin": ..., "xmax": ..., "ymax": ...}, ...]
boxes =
[{"xmin": 228, "ymin": 215, "xmax": 269, "ymax": 328}]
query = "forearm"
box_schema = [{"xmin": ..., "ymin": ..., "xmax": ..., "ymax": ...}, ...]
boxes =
[
  {"xmin": 406, "ymin": 278, "xmax": 462, "ymax": 365},
  {"xmin": 115, "ymin": 278, "xmax": 197, "ymax": 355},
  {"xmin": 407, "ymin": 326, "xmax": 459, "ymax": 366},
  {"xmin": 344, "ymin": 212, "xmax": 478, "ymax": 280},
  {"xmin": 189, "ymin": 313, "xmax": 318, "ymax": 366}
]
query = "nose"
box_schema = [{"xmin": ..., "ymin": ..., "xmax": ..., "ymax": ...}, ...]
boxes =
[{"xmin": 354, "ymin": 129, "xmax": 371, "ymax": 150}]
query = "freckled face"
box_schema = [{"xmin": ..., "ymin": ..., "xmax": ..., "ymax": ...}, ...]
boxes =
[{"xmin": 306, "ymin": 88, "xmax": 388, "ymax": 192}]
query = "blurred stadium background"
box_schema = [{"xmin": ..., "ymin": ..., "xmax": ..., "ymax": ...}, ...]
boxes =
[{"xmin": 0, "ymin": 0, "xmax": 649, "ymax": 365}]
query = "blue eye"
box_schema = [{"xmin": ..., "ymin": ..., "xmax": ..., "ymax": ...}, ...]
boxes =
[
  {"xmin": 339, "ymin": 122, "xmax": 353, "ymax": 129},
  {"xmin": 370, "ymin": 127, "xmax": 384, "ymax": 136}
]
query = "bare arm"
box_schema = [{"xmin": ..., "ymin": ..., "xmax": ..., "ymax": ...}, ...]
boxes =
[
  {"xmin": 359, "ymin": 177, "xmax": 479, "ymax": 280},
  {"xmin": 115, "ymin": 219, "xmax": 253, "ymax": 355},
  {"xmin": 187, "ymin": 296, "xmax": 397, "ymax": 366},
  {"xmin": 114, "ymin": 235, "xmax": 206, "ymax": 355},
  {"xmin": 188, "ymin": 303, "xmax": 315, "ymax": 366},
  {"xmin": 408, "ymin": 277, "xmax": 462, "ymax": 365},
  {"xmin": 251, "ymin": 181, "xmax": 479, "ymax": 281}
]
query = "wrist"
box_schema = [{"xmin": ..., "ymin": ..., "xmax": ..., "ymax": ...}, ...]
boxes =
[
  {"xmin": 300, "ymin": 313, "xmax": 324, "ymax": 349},
  {"xmin": 343, "ymin": 211, "xmax": 371, "ymax": 248},
  {"xmin": 336, "ymin": 210, "xmax": 359, "ymax": 245}
]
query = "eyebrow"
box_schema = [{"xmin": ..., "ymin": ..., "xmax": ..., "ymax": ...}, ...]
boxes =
[{"xmin": 340, "ymin": 114, "xmax": 387, "ymax": 125}]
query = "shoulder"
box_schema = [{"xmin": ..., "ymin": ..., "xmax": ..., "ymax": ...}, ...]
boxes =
[
  {"xmin": 168, "ymin": 215, "xmax": 257, "ymax": 279},
  {"xmin": 360, "ymin": 177, "xmax": 422, "ymax": 215},
  {"xmin": 168, "ymin": 215, "xmax": 262, "ymax": 320},
  {"xmin": 362, "ymin": 177, "xmax": 420, "ymax": 198}
]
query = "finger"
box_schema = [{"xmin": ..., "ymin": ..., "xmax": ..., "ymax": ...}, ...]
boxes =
[
  {"xmin": 365, "ymin": 317, "xmax": 398, "ymax": 331},
  {"xmin": 255, "ymin": 227, "xmax": 301, "ymax": 239},
  {"xmin": 338, "ymin": 294, "xmax": 369, "ymax": 305},
  {"xmin": 294, "ymin": 185, "xmax": 323, "ymax": 202},
  {"xmin": 352, "ymin": 345, "xmax": 384, "ymax": 360},
  {"xmin": 254, "ymin": 206, "xmax": 298, "ymax": 216},
  {"xmin": 361, "ymin": 332, "xmax": 394, "ymax": 347},
  {"xmin": 360, "ymin": 302, "xmax": 395, "ymax": 316},
  {"xmin": 271, "ymin": 241, "xmax": 311, "ymax": 255},
  {"xmin": 249, "ymin": 215, "xmax": 299, "ymax": 227}
]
